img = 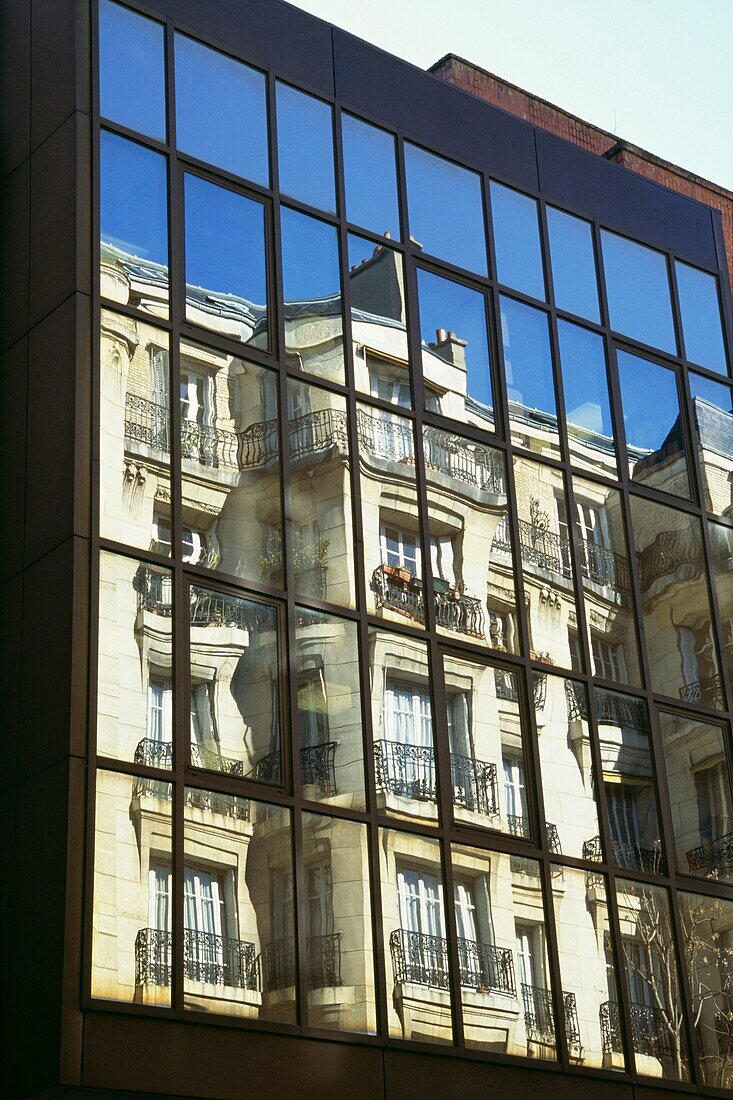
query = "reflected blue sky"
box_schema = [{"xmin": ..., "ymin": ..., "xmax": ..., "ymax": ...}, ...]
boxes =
[
  {"xmin": 277, "ymin": 82, "xmax": 336, "ymax": 213},
  {"xmin": 281, "ymin": 207, "xmax": 341, "ymax": 300},
  {"xmin": 676, "ymin": 261, "xmax": 728, "ymax": 376},
  {"xmin": 500, "ymin": 296, "xmax": 555, "ymax": 415},
  {"xmin": 558, "ymin": 320, "xmax": 612, "ymax": 436},
  {"xmin": 175, "ymin": 34, "xmax": 269, "ymax": 186},
  {"xmin": 342, "ymin": 114, "xmax": 400, "ymax": 239},
  {"xmin": 491, "ymin": 183, "xmax": 545, "ymax": 301},
  {"xmin": 617, "ymin": 350, "xmax": 681, "ymax": 451},
  {"xmin": 547, "ymin": 207, "xmax": 600, "ymax": 323},
  {"xmin": 101, "ymin": 131, "xmax": 168, "ymax": 265},
  {"xmin": 602, "ymin": 231, "xmax": 676, "ymax": 353},
  {"xmin": 689, "ymin": 370, "xmax": 733, "ymax": 412},
  {"xmin": 417, "ymin": 268, "xmax": 491, "ymax": 406},
  {"xmin": 405, "ymin": 143, "xmax": 487, "ymax": 275},
  {"xmin": 184, "ymin": 175, "xmax": 266, "ymax": 304},
  {"xmin": 99, "ymin": 0, "xmax": 166, "ymax": 139}
]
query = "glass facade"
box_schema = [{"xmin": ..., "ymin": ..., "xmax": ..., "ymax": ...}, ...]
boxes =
[{"xmin": 91, "ymin": 3, "xmax": 733, "ymax": 1091}]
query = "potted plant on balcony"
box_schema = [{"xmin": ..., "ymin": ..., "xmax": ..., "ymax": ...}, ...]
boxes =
[{"xmin": 382, "ymin": 563, "xmax": 412, "ymax": 584}]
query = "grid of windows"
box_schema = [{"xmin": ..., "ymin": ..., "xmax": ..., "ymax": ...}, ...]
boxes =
[{"xmin": 91, "ymin": 1, "xmax": 733, "ymax": 1091}]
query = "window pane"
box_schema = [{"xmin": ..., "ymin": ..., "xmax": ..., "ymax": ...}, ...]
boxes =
[
  {"xmin": 689, "ymin": 371, "xmax": 733, "ymax": 519},
  {"xmin": 295, "ymin": 608, "xmax": 365, "ymax": 809},
  {"xmin": 546, "ymin": 207, "xmax": 600, "ymax": 323},
  {"xmin": 552, "ymin": 868, "xmax": 625, "ymax": 1070},
  {"xmin": 536, "ymin": 676, "xmax": 600, "ymax": 859},
  {"xmin": 630, "ymin": 496, "xmax": 721, "ymax": 706},
  {"xmin": 99, "ymin": 1, "xmax": 165, "ymax": 139},
  {"xmin": 370, "ymin": 630, "xmax": 437, "ymax": 825},
  {"xmin": 184, "ymin": 175, "xmax": 268, "ymax": 347},
  {"xmin": 571, "ymin": 475, "xmax": 642, "ymax": 687},
  {"xmin": 101, "ymin": 131, "xmax": 169, "ymax": 318},
  {"xmin": 557, "ymin": 321, "xmax": 617, "ymax": 477},
  {"xmin": 98, "ymin": 551, "xmax": 173, "ymax": 766},
  {"xmin": 381, "ymin": 829, "xmax": 453, "ymax": 1041},
  {"xmin": 189, "ymin": 586, "xmax": 281, "ymax": 780},
  {"xmin": 183, "ymin": 793, "xmax": 294, "ymax": 1022},
  {"xmin": 349, "ymin": 234, "xmax": 409, "ymax": 406},
  {"xmin": 501, "ymin": 296, "xmax": 558, "ymax": 459},
  {"xmin": 659, "ymin": 711, "xmax": 733, "ymax": 882},
  {"xmin": 302, "ymin": 812, "xmax": 376, "ymax": 1032},
  {"xmin": 359, "ymin": 403, "xmax": 424, "ymax": 625},
  {"xmin": 281, "ymin": 208, "xmax": 344, "ymax": 383},
  {"xmin": 676, "ymin": 261, "xmax": 728, "ymax": 375},
  {"xmin": 452, "ymin": 843, "xmax": 557, "ymax": 1059},
  {"xmin": 100, "ymin": 310, "xmax": 170, "ymax": 551},
  {"xmin": 405, "ymin": 143, "xmax": 487, "ymax": 275},
  {"xmin": 709, "ymin": 522, "xmax": 733, "ymax": 697},
  {"xmin": 276, "ymin": 82, "xmax": 335, "ymax": 213},
  {"xmin": 594, "ymin": 687, "xmax": 664, "ymax": 874},
  {"xmin": 617, "ymin": 351, "xmax": 691, "ymax": 500},
  {"xmin": 491, "ymin": 183, "xmax": 545, "ymax": 301},
  {"xmin": 601, "ymin": 231, "xmax": 676, "ymax": 353},
  {"xmin": 179, "ymin": 339, "xmax": 282, "ymax": 585},
  {"xmin": 92, "ymin": 769, "xmax": 173, "ymax": 1004},
  {"xmin": 423, "ymin": 430, "xmax": 515, "ymax": 649},
  {"xmin": 287, "ymin": 379, "xmax": 355, "ymax": 607},
  {"xmin": 417, "ymin": 268, "xmax": 493, "ymax": 431},
  {"xmin": 512, "ymin": 456, "xmax": 583, "ymax": 670},
  {"xmin": 175, "ymin": 34, "xmax": 268, "ymax": 186},
  {"xmin": 678, "ymin": 890, "xmax": 733, "ymax": 1087},
  {"xmin": 342, "ymin": 114, "xmax": 400, "ymax": 239},
  {"xmin": 615, "ymin": 879, "xmax": 690, "ymax": 1081}
]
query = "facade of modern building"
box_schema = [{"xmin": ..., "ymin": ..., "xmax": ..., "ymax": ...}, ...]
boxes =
[{"xmin": 2, "ymin": 2, "xmax": 733, "ymax": 1098}]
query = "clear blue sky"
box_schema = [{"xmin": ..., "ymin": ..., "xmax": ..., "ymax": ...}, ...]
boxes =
[{"xmin": 287, "ymin": 0, "xmax": 733, "ymax": 190}]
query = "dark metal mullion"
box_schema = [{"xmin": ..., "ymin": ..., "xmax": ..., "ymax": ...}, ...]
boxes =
[{"xmin": 332, "ymin": 99, "xmax": 390, "ymax": 1040}]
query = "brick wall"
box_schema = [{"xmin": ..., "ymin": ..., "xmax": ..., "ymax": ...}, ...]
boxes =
[{"xmin": 431, "ymin": 55, "xmax": 733, "ymax": 293}]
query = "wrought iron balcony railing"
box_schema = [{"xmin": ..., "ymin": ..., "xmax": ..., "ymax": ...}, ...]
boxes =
[
  {"xmin": 564, "ymin": 680, "xmax": 648, "ymax": 732},
  {"xmin": 679, "ymin": 674, "xmax": 724, "ymax": 710},
  {"xmin": 135, "ymin": 927, "xmax": 259, "ymax": 990},
  {"xmin": 686, "ymin": 830, "xmax": 733, "ymax": 875},
  {"xmin": 600, "ymin": 1000, "xmax": 673, "ymax": 1060},
  {"xmin": 374, "ymin": 739, "xmax": 436, "ymax": 802},
  {"xmin": 254, "ymin": 742, "xmax": 338, "ymax": 798},
  {"xmin": 134, "ymin": 737, "xmax": 172, "ymax": 768},
  {"xmin": 125, "ymin": 396, "xmax": 244, "ymax": 469},
  {"xmin": 580, "ymin": 541, "xmax": 632, "ymax": 595},
  {"xmin": 495, "ymin": 671, "xmax": 548, "ymax": 710},
  {"xmin": 421, "ymin": 426, "xmax": 505, "ymax": 493},
  {"xmin": 582, "ymin": 835, "xmax": 662, "ymax": 875},
  {"xmin": 135, "ymin": 566, "xmax": 173, "ymax": 617},
  {"xmin": 507, "ymin": 816, "xmax": 561, "ymax": 852},
  {"xmin": 262, "ymin": 933, "xmax": 342, "ymax": 992},
  {"xmin": 390, "ymin": 928, "xmax": 515, "ymax": 995},
  {"xmin": 451, "ymin": 755, "xmax": 499, "ymax": 816},
  {"xmin": 371, "ymin": 565, "xmax": 487, "ymax": 639},
  {"xmin": 190, "ymin": 742, "xmax": 245, "ymax": 777},
  {"xmin": 124, "ymin": 394, "xmax": 169, "ymax": 452},
  {"xmin": 637, "ymin": 529, "xmax": 702, "ymax": 592},
  {"xmin": 491, "ymin": 517, "xmax": 630, "ymax": 595},
  {"xmin": 434, "ymin": 588, "xmax": 485, "ymax": 637},
  {"xmin": 131, "ymin": 755, "xmax": 251, "ymax": 820},
  {"xmin": 521, "ymin": 984, "xmax": 580, "ymax": 1051},
  {"xmin": 372, "ymin": 565, "xmax": 425, "ymax": 624}
]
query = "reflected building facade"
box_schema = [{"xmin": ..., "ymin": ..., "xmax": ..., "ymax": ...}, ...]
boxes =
[{"xmin": 3, "ymin": 0, "xmax": 733, "ymax": 1097}]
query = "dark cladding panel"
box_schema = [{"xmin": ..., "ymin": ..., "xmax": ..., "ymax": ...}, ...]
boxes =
[
  {"xmin": 536, "ymin": 129, "xmax": 718, "ymax": 272},
  {"xmin": 333, "ymin": 30, "xmax": 538, "ymax": 190},
  {"xmin": 148, "ymin": 0, "xmax": 334, "ymax": 96}
]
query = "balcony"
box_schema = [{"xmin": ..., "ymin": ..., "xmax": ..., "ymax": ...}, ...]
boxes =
[
  {"xmin": 422, "ymin": 426, "xmax": 505, "ymax": 493},
  {"xmin": 679, "ymin": 674, "xmax": 724, "ymax": 709},
  {"xmin": 686, "ymin": 830, "xmax": 733, "ymax": 876},
  {"xmin": 434, "ymin": 587, "xmax": 485, "ymax": 638},
  {"xmin": 254, "ymin": 742, "xmax": 338, "ymax": 797},
  {"xmin": 371, "ymin": 564, "xmax": 488, "ymax": 639},
  {"xmin": 451, "ymin": 755, "xmax": 499, "ymax": 816},
  {"xmin": 135, "ymin": 927, "xmax": 259, "ymax": 990},
  {"xmin": 494, "ymin": 669, "xmax": 548, "ymax": 708},
  {"xmin": 582, "ymin": 835, "xmax": 662, "ymax": 875},
  {"xmin": 262, "ymin": 933, "xmax": 342, "ymax": 992},
  {"xmin": 124, "ymin": 394, "xmax": 169, "ymax": 452},
  {"xmin": 581, "ymin": 541, "xmax": 632, "ymax": 595},
  {"xmin": 135, "ymin": 566, "xmax": 173, "ymax": 617},
  {"xmin": 565, "ymin": 680, "xmax": 648, "ymax": 732},
  {"xmin": 600, "ymin": 1000, "xmax": 673, "ymax": 1060},
  {"xmin": 491, "ymin": 517, "xmax": 630, "ymax": 596},
  {"xmin": 131, "ymin": 757, "xmax": 251, "ymax": 820},
  {"xmin": 390, "ymin": 928, "xmax": 516, "ymax": 995},
  {"xmin": 637, "ymin": 529, "xmax": 702, "ymax": 592},
  {"xmin": 522, "ymin": 984, "xmax": 581, "ymax": 1052},
  {"xmin": 508, "ymin": 816, "xmax": 561, "ymax": 853},
  {"xmin": 190, "ymin": 742, "xmax": 245, "ymax": 777},
  {"xmin": 125, "ymin": 395, "xmax": 242, "ymax": 469},
  {"xmin": 134, "ymin": 737, "xmax": 172, "ymax": 769},
  {"xmin": 374, "ymin": 740, "xmax": 498, "ymax": 818}
]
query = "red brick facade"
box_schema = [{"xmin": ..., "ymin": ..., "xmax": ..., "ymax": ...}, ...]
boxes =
[{"xmin": 431, "ymin": 54, "xmax": 733, "ymax": 291}]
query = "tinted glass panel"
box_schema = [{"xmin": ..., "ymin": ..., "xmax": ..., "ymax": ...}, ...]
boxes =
[
  {"xmin": 175, "ymin": 34, "xmax": 268, "ymax": 186},
  {"xmin": 405, "ymin": 143, "xmax": 487, "ymax": 275},
  {"xmin": 500, "ymin": 296, "xmax": 558, "ymax": 458},
  {"xmin": 342, "ymin": 114, "xmax": 400, "ymax": 239},
  {"xmin": 417, "ymin": 268, "xmax": 493, "ymax": 430},
  {"xmin": 349, "ymin": 234, "xmax": 409, "ymax": 405},
  {"xmin": 546, "ymin": 207, "xmax": 600, "ymax": 323},
  {"xmin": 557, "ymin": 321, "xmax": 617, "ymax": 476},
  {"xmin": 101, "ymin": 131, "xmax": 169, "ymax": 317},
  {"xmin": 184, "ymin": 175, "xmax": 267, "ymax": 347},
  {"xmin": 99, "ymin": 1, "xmax": 165, "ymax": 139},
  {"xmin": 676, "ymin": 261, "xmax": 728, "ymax": 375},
  {"xmin": 302, "ymin": 813, "xmax": 376, "ymax": 1032},
  {"xmin": 679, "ymin": 891, "xmax": 733, "ymax": 1086},
  {"xmin": 276, "ymin": 82, "xmax": 335, "ymax": 213},
  {"xmin": 709, "ymin": 522, "xmax": 733, "ymax": 695},
  {"xmin": 689, "ymin": 372, "xmax": 733, "ymax": 518},
  {"xmin": 281, "ymin": 208, "xmax": 344, "ymax": 383},
  {"xmin": 491, "ymin": 183, "xmax": 545, "ymax": 301},
  {"xmin": 617, "ymin": 351, "xmax": 690, "ymax": 499},
  {"xmin": 601, "ymin": 230, "xmax": 676, "ymax": 353}
]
